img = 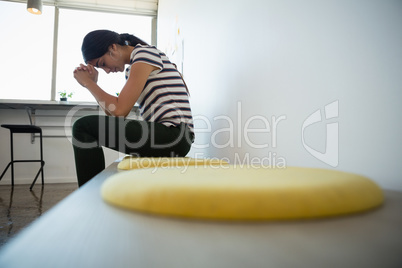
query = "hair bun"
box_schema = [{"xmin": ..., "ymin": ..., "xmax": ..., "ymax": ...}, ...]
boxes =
[
  {"xmin": 119, "ymin": 33, "xmax": 131, "ymax": 45},
  {"xmin": 118, "ymin": 33, "xmax": 148, "ymax": 47}
]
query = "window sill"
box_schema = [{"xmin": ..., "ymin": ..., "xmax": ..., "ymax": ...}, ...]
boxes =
[
  {"xmin": 0, "ymin": 99, "xmax": 99, "ymax": 110},
  {"xmin": 0, "ymin": 99, "xmax": 138, "ymax": 112}
]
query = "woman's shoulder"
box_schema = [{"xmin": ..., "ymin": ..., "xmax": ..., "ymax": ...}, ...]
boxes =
[
  {"xmin": 133, "ymin": 44, "xmax": 158, "ymax": 52},
  {"xmin": 133, "ymin": 44, "xmax": 166, "ymax": 56}
]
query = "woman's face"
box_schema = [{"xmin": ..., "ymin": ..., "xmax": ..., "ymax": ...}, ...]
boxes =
[{"xmin": 88, "ymin": 46, "xmax": 124, "ymax": 74}]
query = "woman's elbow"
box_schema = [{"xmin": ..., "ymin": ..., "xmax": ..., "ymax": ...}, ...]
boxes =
[{"xmin": 110, "ymin": 107, "xmax": 130, "ymax": 117}]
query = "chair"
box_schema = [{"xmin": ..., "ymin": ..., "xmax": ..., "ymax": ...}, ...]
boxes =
[{"xmin": 0, "ymin": 124, "xmax": 45, "ymax": 190}]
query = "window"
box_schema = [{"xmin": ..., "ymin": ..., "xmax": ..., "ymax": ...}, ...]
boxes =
[
  {"xmin": 0, "ymin": 0, "xmax": 154, "ymax": 102},
  {"xmin": 0, "ymin": 1, "xmax": 54, "ymax": 100},
  {"xmin": 56, "ymin": 9, "xmax": 153, "ymax": 102}
]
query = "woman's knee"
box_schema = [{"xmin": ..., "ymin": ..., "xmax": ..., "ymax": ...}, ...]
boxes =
[
  {"xmin": 72, "ymin": 115, "xmax": 103, "ymax": 147},
  {"xmin": 72, "ymin": 115, "xmax": 98, "ymax": 135}
]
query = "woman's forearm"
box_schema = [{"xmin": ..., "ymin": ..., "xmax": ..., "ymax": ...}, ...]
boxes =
[
  {"xmin": 74, "ymin": 62, "xmax": 157, "ymax": 117},
  {"xmin": 84, "ymin": 81, "xmax": 120, "ymax": 116}
]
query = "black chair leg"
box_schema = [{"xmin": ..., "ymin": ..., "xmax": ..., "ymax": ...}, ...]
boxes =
[
  {"xmin": 10, "ymin": 131, "xmax": 14, "ymax": 187},
  {"xmin": 40, "ymin": 132, "xmax": 44, "ymax": 185},
  {"xmin": 30, "ymin": 165, "xmax": 44, "ymax": 191},
  {"xmin": 30, "ymin": 132, "xmax": 45, "ymax": 190},
  {"xmin": 0, "ymin": 162, "xmax": 13, "ymax": 182}
]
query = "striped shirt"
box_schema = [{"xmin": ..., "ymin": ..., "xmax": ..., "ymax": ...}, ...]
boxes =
[{"xmin": 125, "ymin": 44, "xmax": 194, "ymax": 133}]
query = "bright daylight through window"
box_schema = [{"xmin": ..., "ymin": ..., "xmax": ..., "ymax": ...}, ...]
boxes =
[
  {"xmin": 0, "ymin": 1, "xmax": 54, "ymax": 100},
  {"xmin": 0, "ymin": 1, "xmax": 153, "ymax": 102}
]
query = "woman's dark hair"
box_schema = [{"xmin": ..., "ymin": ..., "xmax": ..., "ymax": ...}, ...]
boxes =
[{"xmin": 81, "ymin": 30, "xmax": 149, "ymax": 63}]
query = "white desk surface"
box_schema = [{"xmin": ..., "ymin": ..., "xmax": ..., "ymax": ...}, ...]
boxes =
[{"xmin": 0, "ymin": 162, "xmax": 401, "ymax": 268}]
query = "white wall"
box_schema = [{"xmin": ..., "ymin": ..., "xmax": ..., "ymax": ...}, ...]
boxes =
[
  {"xmin": 157, "ymin": 0, "xmax": 402, "ymax": 190},
  {"xmin": 0, "ymin": 108, "xmax": 123, "ymax": 185}
]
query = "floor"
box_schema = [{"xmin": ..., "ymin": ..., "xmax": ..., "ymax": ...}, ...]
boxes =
[{"xmin": 0, "ymin": 183, "xmax": 78, "ymax": 248}]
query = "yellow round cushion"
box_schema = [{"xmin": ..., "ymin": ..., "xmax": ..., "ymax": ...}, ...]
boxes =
[
  {"xmin": 101, "ymin": 165, "xmax": 384, "ymax": 221},
  {"xmin": 117, "ymin": 156, "xmax": 229, "ymax": 170}
]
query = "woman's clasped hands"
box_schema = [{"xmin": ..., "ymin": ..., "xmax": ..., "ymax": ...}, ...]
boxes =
[{"xmin": 73, "ymin": 63, "xmax": 98, "ymax": 88}]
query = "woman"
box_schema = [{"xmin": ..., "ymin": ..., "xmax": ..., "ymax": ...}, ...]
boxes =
[{"xmin": 72, "ymin": 30, "xmax": 194, "ymax": 187}]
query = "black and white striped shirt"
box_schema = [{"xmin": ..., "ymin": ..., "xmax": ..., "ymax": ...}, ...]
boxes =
[{"xmin": 125, "ymin": 44, "xmax": 194, "ymax": 133}]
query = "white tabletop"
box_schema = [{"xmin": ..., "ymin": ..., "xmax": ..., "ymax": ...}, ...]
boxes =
[{"xmin": 0, "ymin": 162, "xmax": 401, "ymax": 268}]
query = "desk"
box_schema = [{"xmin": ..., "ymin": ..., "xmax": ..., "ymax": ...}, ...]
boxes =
[
  {"xmin": 0, "ymin": 162, "xmax": 401, "ymax": 268},
  {"xmin": 0, "ymin": 99, "xmax": 139, "ymax": 141},
  {"xmin": 0, "ymin": 99, "xmax": 139, "ymax": 114},
  {"xmin": 0, "ymin": 100, "xmax": 102, "ymax": 143},
  {"xmin": 0, "ymin": 99, "xmax": 99, "ymax": 111}
]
